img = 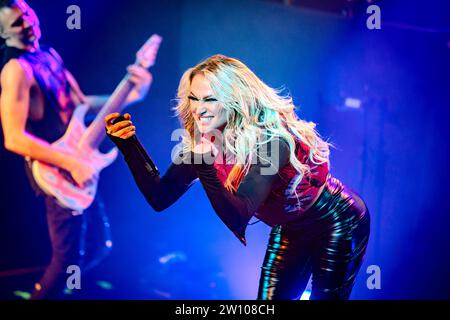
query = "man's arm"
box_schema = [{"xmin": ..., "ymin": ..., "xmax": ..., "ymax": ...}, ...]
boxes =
[{"xmin": 1, "ymin": 59, "xmax": 94, "ymax": 187}]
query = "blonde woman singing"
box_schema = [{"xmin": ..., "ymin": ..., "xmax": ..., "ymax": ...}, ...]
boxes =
[{"xmin": 105, "ymin": 55, "xmax": 370, "ymax": 300}]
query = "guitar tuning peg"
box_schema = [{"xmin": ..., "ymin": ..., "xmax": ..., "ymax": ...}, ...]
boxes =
[{"xmin": 136, "ymin": 34, "xmax": 163, "ymax": 68}]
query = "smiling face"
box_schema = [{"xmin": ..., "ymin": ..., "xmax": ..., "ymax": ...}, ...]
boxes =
[
  {"xmin": 189, "ymin": 73, "xmax": 227, "ymax": 134},
  {"xmin": 0, "ymin": 0, "xmax": 41, "ymax": 48}
]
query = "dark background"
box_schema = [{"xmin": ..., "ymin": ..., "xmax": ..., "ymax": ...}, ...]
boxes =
[{"xmin": 1, "ymin": 0, "xmax": 450, "ymax": 299}]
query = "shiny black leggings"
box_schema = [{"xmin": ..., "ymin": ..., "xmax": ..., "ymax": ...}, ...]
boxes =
[{"xmin": 257, "ymin": 177, "xmax": 370, "ymax": 300}]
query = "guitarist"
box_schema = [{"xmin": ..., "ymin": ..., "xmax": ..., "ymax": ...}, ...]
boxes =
[{"xmin": 0, "ymin": 0, "xmax": 152, "ymax": 299}]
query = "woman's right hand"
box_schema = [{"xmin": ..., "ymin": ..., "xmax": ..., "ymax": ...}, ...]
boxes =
[{"xmin": 105, "ymin": 113, "xmax": 136, "ymax": 140}]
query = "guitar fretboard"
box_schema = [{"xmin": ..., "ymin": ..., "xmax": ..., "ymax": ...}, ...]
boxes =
[{"xmin": 79, "ymin": 75, "xmax": 134, "ymax": 150}]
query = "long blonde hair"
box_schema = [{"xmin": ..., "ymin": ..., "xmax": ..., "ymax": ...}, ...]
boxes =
[{"xmin": 174, "ymin": 54, "xmax": 330, "ymax": 194}]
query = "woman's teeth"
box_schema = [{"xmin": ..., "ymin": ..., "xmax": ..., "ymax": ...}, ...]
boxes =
[{"xmin": 200, "ymin": 116, "xmax": 214, "ymax": 123}]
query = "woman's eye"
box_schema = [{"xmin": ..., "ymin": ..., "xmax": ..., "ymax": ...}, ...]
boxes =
[
  {"xmin": 188, "ymin": 96, "xmax": 199, "ymax": 101},
  {"xmin": 204, "ymin": 98, "xmax": 217, "ymax": 102}
]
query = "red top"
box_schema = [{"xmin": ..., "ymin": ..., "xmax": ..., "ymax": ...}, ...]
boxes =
[{"xmin": 213, "ymin": 137, "xmax": 329, "ymax": 226}]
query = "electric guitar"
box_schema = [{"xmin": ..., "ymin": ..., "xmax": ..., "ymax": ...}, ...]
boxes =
[{"xmin": 30, "ymin": 34, "xmax": 163, "ymax": 213}]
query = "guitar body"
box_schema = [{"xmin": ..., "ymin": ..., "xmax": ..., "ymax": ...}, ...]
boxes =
[{"xmin": 31, "ymin": 104, "xmax": 118, "ymax": 213}]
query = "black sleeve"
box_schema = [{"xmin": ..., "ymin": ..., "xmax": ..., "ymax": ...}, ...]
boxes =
[
  {"xmin": 108, "ymin": 134, "xmax": 198, "ymax": 212},
  {"xmin": 192, "ymin": 139, "xmax": 290, "ymax": 246}
]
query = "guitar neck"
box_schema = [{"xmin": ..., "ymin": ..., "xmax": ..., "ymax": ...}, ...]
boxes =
[{"xmin": 79, "ymin": 74, "xmax": 135, "ymax": 150}]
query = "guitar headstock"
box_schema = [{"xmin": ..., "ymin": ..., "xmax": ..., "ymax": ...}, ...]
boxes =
[{"xmin": 136, "ymin": 34, "xmax": 163, "ymax": 69}]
